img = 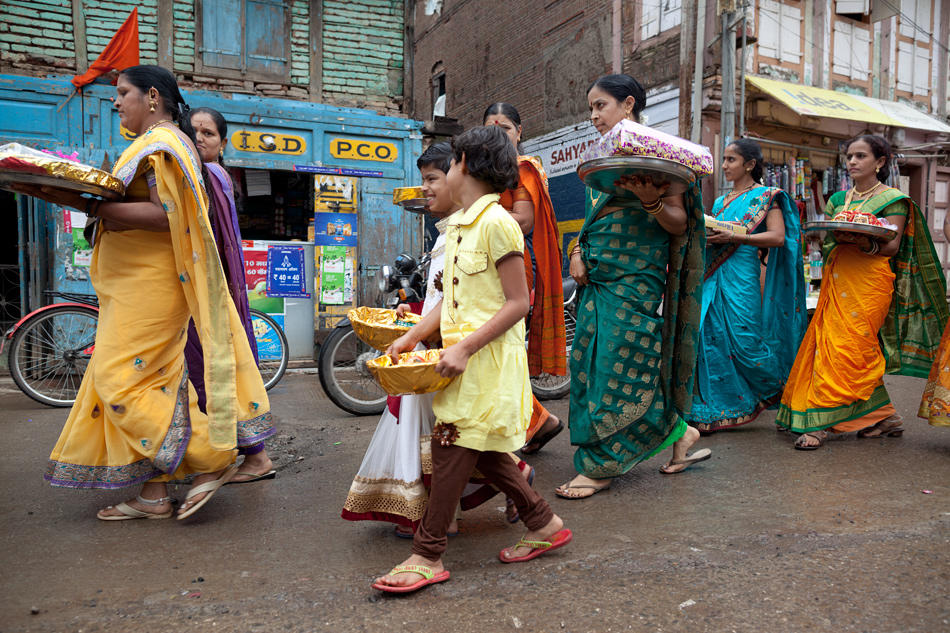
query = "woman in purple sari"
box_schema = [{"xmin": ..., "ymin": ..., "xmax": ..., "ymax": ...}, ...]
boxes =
[{"xmin": 186, "ymin": 107, "xmax": 277, "ymax": 483}]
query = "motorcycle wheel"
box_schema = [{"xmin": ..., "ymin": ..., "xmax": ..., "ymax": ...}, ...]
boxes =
[
  {"xmin": 318, "ymin": 324, "xmax": 387, "ymax": 415},
  {"xmin": 529, "ymin": 301, "xmax": 576, "ymax": 401}
]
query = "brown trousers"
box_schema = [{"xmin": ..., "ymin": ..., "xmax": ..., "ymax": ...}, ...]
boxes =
[{"xmin": 412, "ymin": 438, "xmax": 554, "ymax": 561}]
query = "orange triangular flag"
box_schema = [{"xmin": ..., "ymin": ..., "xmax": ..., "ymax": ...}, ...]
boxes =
[{"xmin": 72, "ymin": 8, "xmax": 140, "ymax": 89}]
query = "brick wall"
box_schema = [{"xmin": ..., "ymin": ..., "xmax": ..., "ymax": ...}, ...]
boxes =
[
  {"xmin": 410, "ymin": 0, "xmax": 615, "ymax": 137},
  {"xmin": 321, "ymin": 0, "xmax": 404, "ymax": 111},
  {"xmin": 0, "ymin": 0, "xmax": 407, "ymax": 115},
  {"xmin": 0, "ymin": 0, "xmax": 77, "ymax": 73}
]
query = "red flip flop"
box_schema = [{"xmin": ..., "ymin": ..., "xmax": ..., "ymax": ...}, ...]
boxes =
[
  {"xmin": 498, "ymin": 528, "xmax": 573, "ymax": 563},
  {"xmin": 371, "ymin": 565, "xmax": 450, "ymax": 593}
]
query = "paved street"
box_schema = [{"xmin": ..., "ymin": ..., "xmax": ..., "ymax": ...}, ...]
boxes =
[{"xmin": 1, "ymin": 370, "xmax": 948, "ymax": 633}]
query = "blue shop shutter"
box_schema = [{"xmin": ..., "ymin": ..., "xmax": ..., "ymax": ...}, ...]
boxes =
[
  {"xmin": 203, "ymin": 0, "xmax": 243, "ymax": 70},
  {"xmin": 246, "ymin": 0, "xmax": 289, "ymax": 76}
]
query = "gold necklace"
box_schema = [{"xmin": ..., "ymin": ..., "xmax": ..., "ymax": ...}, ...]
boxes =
[
  {"xmin": 852, "ymin": 182, "xmax": 880, "ymax": 197},
  {"xmin": 725, "ymin": 183, "xmax": 755, "ymax": 204},
  {"xmin": 143, "ymin": 119, "xmax": 172, "ymax": 134}
]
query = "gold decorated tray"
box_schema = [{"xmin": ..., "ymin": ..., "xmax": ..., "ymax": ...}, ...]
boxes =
[
  {"xmin": 0, "ymin": 143, "xmax": 125, "ymax": 200},
  {"xmin": 802, "ymin": 221, "xmax": 898, "ymax": 242},
  {"xmin": 392, "ymin": 186, "xmax": 427, "ymax": 213},
  {"xmin": 577, "ymin": 156, "xmax": 698, "ymax": 199},
  {"xmin": 368, "ymin": 348, "xmax": 457, "ymax": 396},
  {"xmin": 349, "ymin": 306, "xmax": 423, "ymax": 352}
]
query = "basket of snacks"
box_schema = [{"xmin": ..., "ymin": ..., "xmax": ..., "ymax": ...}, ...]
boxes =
[
  {"xmin": 0, "ymin": 143, "xmax": 125, "ymax": 200},
  {"xmin": 367, "ymin": 349, "xmax": 456, "ymax": 395},
  {"xmin": 348, "ymin": 306, "xmax": 423, "ymax": 352},
  {"xmin": 392, "ymin": 186, "xmax": 427, "ymax": 213},
  {"xmin": 803, "ymin": 210, "xmax": 898, "ymax": 242},
  {"xmin": 577, "ymin": 120, "xmax": 714, "ymax": 198}
]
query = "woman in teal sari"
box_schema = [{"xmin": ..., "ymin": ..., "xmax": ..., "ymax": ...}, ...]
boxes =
[
  {"xmin": 690, "ymin": 139, "xmax": 807, "ymax": 433},
  {"xmin": 556, "ymin": 74, "xmax": 708, "ymax": 499}
]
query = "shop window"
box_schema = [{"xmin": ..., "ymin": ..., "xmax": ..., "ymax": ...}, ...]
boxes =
[
  {"xmin": 897, "ymin": 41, "xmax": 931, "ymax": 96},
  {"xmin": 831, "ymin": 20, "xmax": 870, "ymax": 81},
  {"xmin": 834, "ymin": 0, "xmax": 869, "ymax": 16},
  {"xmin": 196, "ymin": 0, "xmax": 292, "ymax": 82},
  {"xmin": 232, "ymin": 168, "xmax": 313, "ymax": 241},
  {"xmin": 641, "ymin": 0, "xmax": 681, "ymax": 40},
  {"xmin": 898, "ymin": 0, "xmax": 931, "ymax": 39},
  {"xmin": 758, "ymin": 0, "xmax": 803, "ymax": 64},
  {"xmin": 431, "ymin": 62, "xmax": 446, "ymax": 118}
]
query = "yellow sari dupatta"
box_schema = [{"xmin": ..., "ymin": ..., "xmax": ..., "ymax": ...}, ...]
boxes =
[{"xmin": 114, "ymin": 128, "xmax": 246, "ymax": 449}]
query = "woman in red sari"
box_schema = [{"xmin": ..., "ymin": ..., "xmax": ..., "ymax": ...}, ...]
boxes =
[{"xmin": 484, "ymin": 103, "xmax": 566, "ymax": 454}]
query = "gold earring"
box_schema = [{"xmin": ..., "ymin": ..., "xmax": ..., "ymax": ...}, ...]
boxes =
[
  {"xmin": 875, "ymin": 167, "xmax": 880, "ymax": 173},
  {"xmin": 149, "ymin": 101, "xmax": 156, "ymax": 113}
]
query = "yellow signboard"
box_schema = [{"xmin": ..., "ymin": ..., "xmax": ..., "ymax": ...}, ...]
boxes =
[
  {"xmin": 329, "ymin": 138, "xmax": 398, "ymax": 162},
  {"xmin": 231, "ymin": 130, "xmax": 307, "ymax": 155},
  {"xmin": 746, "ymin": 76, "xmax": 892, "ymax": 125}
]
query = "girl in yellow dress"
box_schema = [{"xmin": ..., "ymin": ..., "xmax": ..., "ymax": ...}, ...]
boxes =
[
  {"xmin": 371, "ymin": 126, "xmax": 571, "ymax": 594},
  {"xmin": 18, "ymin": 66, "xmax": 269, "ymax": 521}
]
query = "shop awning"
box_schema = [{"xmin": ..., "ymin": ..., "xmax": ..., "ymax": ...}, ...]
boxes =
[{"xmin": 746, "ymin": 76, "xmax": 950, "ymax": 134}]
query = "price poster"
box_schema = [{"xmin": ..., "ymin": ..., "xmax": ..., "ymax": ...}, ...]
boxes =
[
  {"xmin": 320, "ymin": 245, "xmax": 346, "ymax": 305},
  {"xmin": 266, "ymin": 246, "xmax": 310, "ymax": 298}
]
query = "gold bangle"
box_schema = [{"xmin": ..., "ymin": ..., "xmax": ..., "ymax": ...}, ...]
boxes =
[
  {"xmin": 645, "ymin": 201, "xmax": 663, "ymax": 215},
  {"xmin": 642, "ymin": 198, "xmax": 662, "ymax": 210}
]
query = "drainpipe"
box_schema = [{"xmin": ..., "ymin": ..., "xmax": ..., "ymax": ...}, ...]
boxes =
[
  {"xmin": 691, "ymin": 0, "xmax": 706, "ymax": 143},
  {"xmin": 720, "ymin": 2, "xmax": 737, "ymax": 194},
  {"xmin": 739, "ymin": 2, "xmax": 747, "ymax": 137},
  {"xmin": 612, "ymin": 0, "xmax": 622, "ymax": 73}
]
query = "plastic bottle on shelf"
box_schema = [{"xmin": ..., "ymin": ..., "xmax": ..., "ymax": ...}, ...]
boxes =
[{"xmin": 808, "ymin": 244, "xmax": 823, "ymax": 280}]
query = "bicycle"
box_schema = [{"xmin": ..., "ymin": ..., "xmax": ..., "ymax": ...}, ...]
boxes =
[{"xmin": 3, "ymin": 291, "xmax": 289, "ymax": 407}]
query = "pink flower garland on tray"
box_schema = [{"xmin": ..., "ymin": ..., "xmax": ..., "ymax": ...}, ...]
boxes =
[{"xmin": 580, "ymin": 119, "xmax": 714, "ymax": 176}]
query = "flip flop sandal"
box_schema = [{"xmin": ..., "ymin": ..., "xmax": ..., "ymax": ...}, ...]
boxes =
[
  {"xmin": 177, "ymin": 465, "xmax": 239, "ymax": 520},
  {"xmin": 498, "ymin": 528, "xmax": 573, "ymax": 563},
  {"xmin": 506, "ymin": 466, "xmax": 536, "ymax": 523},
  {"xmin": 794, "ymin": 432, "xmax": 825, "ymax": 451},
  {"xmin": 371, "ymin": 565, "xmax": 450, "ymax": 593},
  {"xmin": 554, "ymin": 481, "xmax": 610, "ymax": 500},
  {"xmin": 857, "ymin": 415, "xmax": 904, "ymax": 439},
  {"xmin": 659, "ymin": 448, "xmax": 712, "ymax": 474},
  {"xmin": 97, "ymin": 495, "xmax": 174, "ymax": 521},
  {"xmin": 520, "ymin": 419, "xmax": 565, "ymax": 455},
  {"xmin": 227, "ymin": 469, "xmax": 277, "ymax": 484}
]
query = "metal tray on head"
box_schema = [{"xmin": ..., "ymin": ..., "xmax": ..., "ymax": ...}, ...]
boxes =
[
  {"xmin": 0, "ymin": 170, "xmax": 125, "ymax": 200},
  {"xmin": 577, "ymin": 156, "xmax": 698, "ymax": 199},
  {"xmin": 802, "ymin": 220, "xmax": 898, "ymax": 242}
]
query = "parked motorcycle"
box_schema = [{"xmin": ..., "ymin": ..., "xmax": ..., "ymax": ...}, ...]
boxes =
[
  {"xmin": 317, "ymin": 252, "xmax": 428, "ymax": 415},
  {"xmin": 318, "ymin": 252, "xmax": 576, "ymax": 415}
]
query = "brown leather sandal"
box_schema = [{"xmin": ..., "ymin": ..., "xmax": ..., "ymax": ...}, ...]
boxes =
[
  {"xmin": 794, "ymin": 431, "xmax": 826, "ymax": 450},
  {"xmin": 857, "ymin": 415, "xmax": 904, "ymax": 439}
]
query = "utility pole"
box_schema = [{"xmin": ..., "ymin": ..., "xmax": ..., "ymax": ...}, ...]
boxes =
[{"xmin": 719, "ymin": 0, "xmax": 737, "ymax": 194}]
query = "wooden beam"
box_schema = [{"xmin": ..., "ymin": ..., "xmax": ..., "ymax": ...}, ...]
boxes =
[
  {"xmin": 310, "ymin": 0, "xmax": 323, "ymax": 102},
  {"xmin": 157, "ymin": 0, "xmax": 174, "ymax": 71},
  {"xmin": 71, "ymin": 0, "xmax": 87, "ymax": 73}
]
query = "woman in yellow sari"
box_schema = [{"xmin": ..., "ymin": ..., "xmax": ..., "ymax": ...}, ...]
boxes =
[
  {"xmin": 19, "ymin": 65, "xmax": 270, "ymax": 519},
  {"xmin": 777, "ymin": 135, "xmax": 947, "ymax": 448}
]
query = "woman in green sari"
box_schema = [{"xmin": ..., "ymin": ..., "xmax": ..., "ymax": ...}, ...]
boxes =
[{"xmin": 556, "ymin": 74, "xmax": 708, "ymax": 499}]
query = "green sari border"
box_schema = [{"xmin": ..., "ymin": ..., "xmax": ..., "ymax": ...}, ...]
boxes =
[{"xmin": 775, "ymin": 384, "xmax": 891, "ymax": 433}]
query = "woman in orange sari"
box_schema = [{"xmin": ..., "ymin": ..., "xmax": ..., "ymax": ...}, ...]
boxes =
[
  {"xmin": 484, "ymin": 103, "xmax": 566, "ymax": 454},
  {"xmin": 777, "ymin": 135, "xmax": 947, "ymax": 448}
]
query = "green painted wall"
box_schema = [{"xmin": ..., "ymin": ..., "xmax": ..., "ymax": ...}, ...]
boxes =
[{"xmin": 1, "ymin": 0, "xmax": 406, "ymax": 111}]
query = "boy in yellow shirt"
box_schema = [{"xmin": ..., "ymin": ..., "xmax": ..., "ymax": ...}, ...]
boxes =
[{"xmin": 373, "ymin": 126, "xmax": 571, "ymax": 594}]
